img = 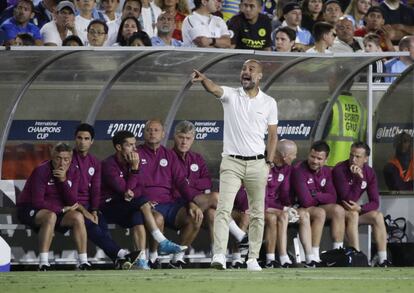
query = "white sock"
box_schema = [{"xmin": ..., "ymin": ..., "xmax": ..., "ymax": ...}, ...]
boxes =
[
  {"xmin": 117, "ymin": 249, "xmax": 128, "ymax": 259},
  {"xmin": 378, "ymin": 251, "xmax": 387, "ymax": 263},
  {"xmin": 149, "ymin": 251, "xmax": 158, "ymax": 263},
  {"xmin": 279, "ymin": 254, "xmax": 292, "ymax": 265},
  {"xmin": 312, "ymin": 247, "xmax": 320, "ymax": 261},
  {"xmin": 305, "ymin": 254, "xmax": 315, "ymax": 263},
  {"xmin": 39, "ymin": 252, "xmax": 49, "ymax": 266},
  {"xmin": 232, "ymin": 252, "xmax": 242, "ymax": 261},
  {"xmin": 266, "ymin": 253, "xmax": 275, "ymax": 263},
  {"xmin": 152, "ymin": 229, "xmax": 167, "ymax": 243},
  {"xmin": 229, "ymin": 220, "xmax": 246, "ymax": 242},
  {"xmin": 333, "ymin": 242, "xmax": 343, "ymax": 249},
  {"xmin": 173, "ymin": 251, "xmax": 185, "ymax": 262},
  {"xmin": 78, "ymin": 253, "xmax": 88, "ymax": 264},
  {"xmin": 138, "ymin": 250, "xmax": 146, "ymax": 260}
]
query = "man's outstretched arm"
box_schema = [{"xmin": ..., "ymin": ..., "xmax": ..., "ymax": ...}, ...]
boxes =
[{"xmin": 191, "ymin": 69, "xmax": 224, "ymax": 98}]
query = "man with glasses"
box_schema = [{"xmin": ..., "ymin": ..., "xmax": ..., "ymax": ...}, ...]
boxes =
[
  {"xmin": 87, "ymin": 19, "xmax": 108, "ymax": 46},
  {"xmin": 41, "ymin": 1, "xmax": 78, "ymax": 46}
]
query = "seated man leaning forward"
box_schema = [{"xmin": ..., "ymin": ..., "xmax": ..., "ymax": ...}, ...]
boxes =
[
  {"xmin": 333, "ymin": 141, "xmax": 390, "ymax": 267},
  {"xmin": 17, "ymin": 142, "xmax": 90, "ymax": 270},
  {"xmin": 291, "ymin": 140, "xmax": 345, "ymax": 263},
  {"xmin": 171, "ymin": 120, "xmax": 249, "ymax": 266},
  {"xmin": 137, "ymin": 119, "xmax": 203, "ymax": 269},
  {"xmin": 100, "ymin": 130, "xmax": 186, "ymax": 269}
]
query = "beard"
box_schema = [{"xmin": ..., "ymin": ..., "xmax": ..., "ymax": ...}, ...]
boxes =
[{"xmin": 241, "ymin": 78, "xmax": 256, "ymax": 90}]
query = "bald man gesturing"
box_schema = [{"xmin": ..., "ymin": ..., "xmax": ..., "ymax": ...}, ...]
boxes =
[{"xmin": 192, "ymin": 60, "xmax": 278, "ymax": 271}]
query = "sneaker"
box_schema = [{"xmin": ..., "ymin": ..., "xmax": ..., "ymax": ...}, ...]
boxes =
[
  {"xmin": 115, "ymin": 251, "xmax": 140, "ymax": 270},
  {"xmin": 149, "ymin": 259, "xmax": 162, "ymax": 269},
  {"xmin": 238, "ymin": 234, "xmax": 249, "ymax": 249},
  {"xmin": 265, "ymin": 260, "xmax": 279, "ymax": 268},
  {"xmin": 304, "ymin": 260, "xmax": 322, "ymax": 268},
  {"xmin": 38, "ymin": 264, "xmax": 50, "ymax": 271},
  {"xmin": 169, "ymin": 259, "xmax": 186, "ymax": 269},
  {"xmin": 158, "ymin": 240, "xmax": 187, "ymax": 255},
  {"xmin": 231, "ymin": 259, "xmax": 245, "ymax": 269},
  {"xmin": 211, "ymin": 254, "xmax": 226, "ymax": 270},
  {"xmin": 135, "ymin": 259, "xmax": 151, "ymax": 270},
  {"xmin": 279, "ymin": 261, "xmax": 292, "ymax": 268},
  {"xmin": 246, "ymin": 259, "xmax": 262, "ymax": 271},
  {"xmin": 377, "ymin": 259, "xmax": 392, "ymax": 268},
  {"xmin": 77, "ymin": 262, "xmax": 92, "ymax": 270}
]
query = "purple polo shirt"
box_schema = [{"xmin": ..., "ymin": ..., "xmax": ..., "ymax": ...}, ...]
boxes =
[
  {"xmin": 234, "ymin": 187, "xmax": 249, "ymax": 212},
  {"xmin": 137, "ymin": 144, "xmax": 191, "ymax": 204},
  {"xmin": 72, "ymin": 150, "xmax": 101, "ymax": 210},
  {"xmin": 17, "ymin": 160, "xmax": 79, "ymax": 213},
  {"xmin": 332, "ymin": 160, "xmax": 380, "ymax": 214},
  {"xmin": 172, "ymin": 149, "xmax": 212, "ymax": 200},
  {"xmin": 291, "ymin": 161, "xmax": 337, "ymax": 208},
  {"xmin": 266, "ymin": 164, "xmax": 293, "ymax": 210},
  {"xmin": 0, "ymin": 17, "xmax": 42, "ymax": 41},
  {"xmin": 100, "ymin": 154, "xmax": 143, "ymax": 205}
]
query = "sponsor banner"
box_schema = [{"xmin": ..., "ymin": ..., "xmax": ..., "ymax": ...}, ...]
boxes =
[
  {"xmin": 8, "ymin": 120, "xmax": 80, "ymax": 140},
  {"xmin": 8, "ymin": 120, "xmax": 315, "ymax": 141},
  {"xmin": 277, "ymin": 120, "xmax": 314, "ymax": 140},
  {"xmin": 375, "ymin": 123, "xmax": 414, "ymax": 143}
]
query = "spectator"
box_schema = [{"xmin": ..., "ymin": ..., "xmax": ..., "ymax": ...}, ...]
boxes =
[
  {"xmin": 14, "ymin": 32, "xmax": 35, "ymax": 45},
  {"xmin": 278, "ymin": 2, "xmax": 313, "ymax": 50},
  {"xmin": 33, "ymin": 0, "xmax": 57, "ymax": 29},
  {"xmin": 127, "ymin": 30, "xmax": 151, "ymax": 45},
  {"xmin": 87, "ymin": 19, "xmax": 108, "ymax": 46},
  {"xmin": 306, "ymin": 21, "xmax": 334, "ymax": 53},
  {"xmin": 322, "ymin": 0, "xmax": 343, "ymax": 26},
  {"xmin": 383, "ymin": 132, "xmax": 414, "ymax": 191},
  {"xmin": 135, "ymin": 120, "xmax": 202, "ymax": 269},
  {"xmin": 221, "ymin": 0, "xmax": 240, "ymax": 21},
  {"xmin": 227, "ymin": 0, "xmax": 272, "ymax": 50},
  {"xmin": 379, "ymin": 0, "xmax": 414, "ymax": 42},
  {"xmin": 330, "ymin": 16, "xmax": 364, "ymax": 52},
  {"xmin": 139, "ymin": 0, "xmax": 161, "ymax": 38},
  {"xmin": 106, "ymin": 0, "xmax": 143, "ymax": 46},
  {"xmin": 100, "ymin": 130, "xmax": 187, "ymax": 269},
  {"xmin": 101, "ymin": 0, "xmax": 121, "ymax": 21},
  {"xmin": 301, "ymin": 0, "xmax": 323, "ymax": 33},
  {"xmin": 155, "ymin": 0, "xmax": 190, "ymax": 41},
  {"xmin": 363, "ymin": 33, "xmax": 385, "ymax": 83},
  {"xmin": 291, "ymin": 141, "xmax": 345, "ymax": 262},
  {"xmin": 182, "ymin": 0, "xmax": 231, "ymax": 48},
  {"xmin": 16, "ymin": 143, "xmax": 91, "ymax": 271},
  {"xmin": 333, "ymin": 142, "xmax": 390, "ymax": 267},
  {"xmin": 344, "ymin": 0, "xmax": 371, "ymax": 29},
  {"xmin": 272, "ymin": 26, "xmax": 296, "ymax": 52},
  {"xmin": 354, "ymin": 6, "xmax": 394, "ymax": 51},
  {"xmin": 384, "ymin": 35, "xmax": 414, "ymax": 82},
  {"xmin": 71, "ymin": 123, "xmax": 141, "ymax": 270},
  {"xmin": 40, "ymin": 1, "xmax": 78, "ymax": 46},
  {"xmin": 0, "ymin": 0, "xmax": 43, "ymax": 46},
  {"xmin": 75, "ymin": 0, "xmax": 105, "ymax": 45},
  {"xmin": 151, "ymin": 11, "xmax": 182, "ymax": 46},
  {"xmin": 62, "ymin": 34, "xmax": 84, "ymax": 45},
  {"xmin": 114, "ymin": 15, "xmax": 141, "ymax": 45}
]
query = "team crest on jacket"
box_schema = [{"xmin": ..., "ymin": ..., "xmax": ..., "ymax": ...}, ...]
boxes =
[
  {"xmin": 190, "ymin": 164, "xmax": 199, "ymax": 172},
  {"xmin": 278, "ymin": 174, "xmax": 284, "ymax": 182},
  {"xmin": 361, "ymin": 181, "xmax": 367, "ymax": 189},
  {"xmin": 160, "ymin": 159, "xmax": 168, "ymax": 167},
  {"xmin": 88, "ymin": 167, "xmax": 95, "ymax": 176},
  {"xmin": 321, "ymin": 178, "xmax": 326, "ymax": 187},
  {"xmin": 29, "ymin": 210, "xmax": 35, "ymax": 217}
]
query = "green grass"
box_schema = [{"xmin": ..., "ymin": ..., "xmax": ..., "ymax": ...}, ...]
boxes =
[{"xmin": 2, "ymin": 268, "xmax": 414, "ymax": 293}]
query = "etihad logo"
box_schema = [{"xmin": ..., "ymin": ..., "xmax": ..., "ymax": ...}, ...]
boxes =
[{"xmin": 241, "ymin": 38, "xmax": 266, "ymax": 49}]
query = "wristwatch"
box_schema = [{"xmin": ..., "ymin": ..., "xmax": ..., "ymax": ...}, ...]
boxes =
[{"xmin": 266, "ymin": 160, "xmax": 275, "ymax": 168}]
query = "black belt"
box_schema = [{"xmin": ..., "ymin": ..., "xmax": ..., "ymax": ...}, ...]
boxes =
[{"xmin": 229, "ymin": 154, "xmax": 265, "ymax": 161}]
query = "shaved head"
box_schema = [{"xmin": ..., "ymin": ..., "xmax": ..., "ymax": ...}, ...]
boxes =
[
  {"xmin": 243, "ymin": 59, "xmax": 263, "ymax": 73},
  {"xmin": 277, "ymin": 139, "xmax": 297, "ymax": 156}
]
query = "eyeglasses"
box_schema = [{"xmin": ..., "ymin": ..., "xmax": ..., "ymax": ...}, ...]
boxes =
[{"xmin": 88, "ymin": 30, "xmax": 106, "ymax": 36}]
